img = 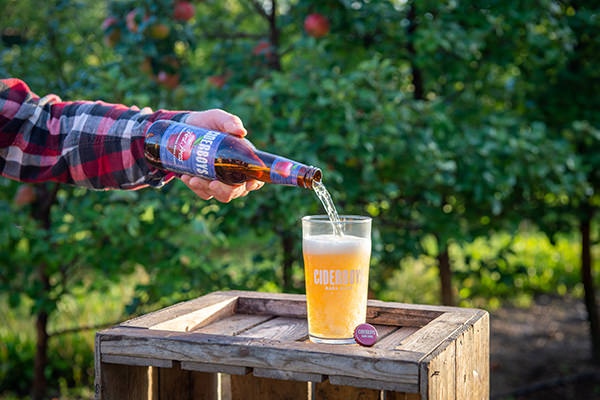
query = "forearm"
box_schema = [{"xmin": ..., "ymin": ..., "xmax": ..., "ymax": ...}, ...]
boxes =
[{"xmin": 0, "ymin": 78, "xmax": 190, "ymax": 189}]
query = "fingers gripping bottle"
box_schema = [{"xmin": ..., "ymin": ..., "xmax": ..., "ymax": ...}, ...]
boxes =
[{"xmin": 144, "ymin": 120, "xmax": 322, "ymax": 189}]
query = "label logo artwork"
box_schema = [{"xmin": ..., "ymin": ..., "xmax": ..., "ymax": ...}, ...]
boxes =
[
  {"xmin": 167, "ymin": 130, "xmax": 196, "ymax": 162},
  {"xmin": 273, "ymin": 160, "xmax": 294, "ymax": 178}
]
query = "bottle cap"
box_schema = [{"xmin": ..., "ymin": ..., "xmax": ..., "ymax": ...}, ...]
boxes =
[{"xmin": 353, "ymin": 323, "xmax": 378, "ymax": 347}]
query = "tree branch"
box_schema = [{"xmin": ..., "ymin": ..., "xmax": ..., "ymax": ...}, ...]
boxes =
[
  {"xmin": 248, "ymin": 0, "xmax": 269, "ymax": 20},
  {"xmin": 48, "ymin": 320, "xmax": 123, "ymax": 337},
  {"xmin": 200, "ymin": 31, "xmax": 268, "ymax": 40}
]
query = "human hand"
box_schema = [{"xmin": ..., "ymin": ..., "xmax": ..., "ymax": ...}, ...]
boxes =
[{"xmin": 180, "ymin": 109, "xmax": 264, "ymax": 202}]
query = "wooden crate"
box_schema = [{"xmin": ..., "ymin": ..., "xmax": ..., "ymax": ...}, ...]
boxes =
[{"xmin": 95, "ymin": 291, "xmax": 489, "ymax": 400}]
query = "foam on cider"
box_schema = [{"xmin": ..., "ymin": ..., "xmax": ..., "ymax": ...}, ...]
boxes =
[{"xmin": 303, "ymin": 234, "xmax": 371, "ymax": 255}]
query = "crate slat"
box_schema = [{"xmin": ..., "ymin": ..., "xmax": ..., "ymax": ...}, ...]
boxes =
[
  {"xmin": 230, "ymin": 374, "xmax": 308, "ymax": 400},
  {"xmin": 253, "ymin": 367, "xmax": 324, "ymax": 382},
  {"xmin": 314, "ymin": 378, "xmax": 381, "ymax": 400},
  {"xmin": 159, "ymin": 366, "xmax": 217, "ymax": 400},
  {"xmin": 230, "ymin": 291, "xmax": 445, "ymax": 327},
  {"xmin": 455, "ymin": 312, "xmax": 489, "ymax": 400},
  {"xmin": 372, "ymin": 324, "xmax": 398, "ymax": 340},
  {"xmin": 422, "ymin": 338, "xmax": 455, "ymax": 399},
  {"xmin": 149, "ymin": 296, "xmax": 237, "ymax": 332},
  {"xmin": 194, "ymin": 314, "xmax": 274, "ymax": 335},
  {"xmin": 120, "ymin": 292, "xmax": 239, "ymax": 329},
  {"xmin": 235, "ymin": 293, "xmax": 308, "ymax": 319},
  {"xmin": 328, "ymin": 375, "xmax": 419, "ymax": 393},
  {"xmin": 376, "ymin": 326, "xmax": 420, "ymax": 349},
  {"xmin": 239, "ymin": 317, "xmax": 308, "ymax": 341},
  {"xmin": 102, "ymin": 354, "xmax": 172, "ymax": 368},
  {"xmin": 398, "ymin": 311, "xmax": 475, "ymax": 356},
  {"xmin": 99, "ymin": 364, "xmax": 156, "ymax": 400},
  {"xmin": 385, "ymin": 392, "xmax": 421, "ymax": 400},
  {"xmin": 181, "ymin": 361, "xmax": 251, "ymax": 375}
]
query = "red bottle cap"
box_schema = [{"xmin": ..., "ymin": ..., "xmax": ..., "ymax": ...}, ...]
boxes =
[{"xmin": 353, "ymin": 323, "xmax": 378, "ymax": 346}]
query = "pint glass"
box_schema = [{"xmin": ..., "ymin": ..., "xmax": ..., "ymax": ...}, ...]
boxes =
[{"xmin": 302, "ymin": 215, "xmax": 372, "ymax": 344}]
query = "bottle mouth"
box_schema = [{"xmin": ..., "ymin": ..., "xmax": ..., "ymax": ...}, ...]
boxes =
[{"xmin": 303, "ymin": 167, "xmax": 322, "ymax": 189}]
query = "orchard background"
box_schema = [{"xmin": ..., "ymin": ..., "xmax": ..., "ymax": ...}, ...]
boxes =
[{"xmin": 1, "ymin": 0, "xmax": 600, "ymax": 399}]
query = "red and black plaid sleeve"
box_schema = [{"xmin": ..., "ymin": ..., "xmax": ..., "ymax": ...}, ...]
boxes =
[{"xmin": 0, "ymin": 78, "xmax": 190, "ymax": 190}]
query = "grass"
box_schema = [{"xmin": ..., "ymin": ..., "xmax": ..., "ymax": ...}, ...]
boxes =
[{"xmin": 0, "ymin": 267, "xmax": 147, "ymax": 399}]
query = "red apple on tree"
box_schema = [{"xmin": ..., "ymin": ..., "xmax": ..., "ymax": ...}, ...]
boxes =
[
  {"xmin": 252, "ymin": 40, "xmax": 271, "ymax": 56},
  {"xmin": 126, "ymin": 9, "xmax": 140, "ymax": 33},
  {"xmin": 102, "ymin": 17, "xmax": 121, "ymax": 47},
  {"xmin": 149, "ymin": 23, "xmax": 170, "ymax": 39},
  {"xmin": 14, "ymin": 184, "xmax": 35, "ymax": 206},
  {"xmin": 157, "ymin": 71, "xmax": 180, "ymax": 89},
  {"xmin": 304, "ymin": 13, "xmax": 330, "ymax": 38},
  {"xmin": 174, "ymin": 1, "xmax": 195, "ymax": 21},
  {"xmin": 208, "ymin": 75, "xmax": 227, "ymax": 89},
  {"xmin": 140, "ymin": 58, "xmax": 153, "ymax": 76}
]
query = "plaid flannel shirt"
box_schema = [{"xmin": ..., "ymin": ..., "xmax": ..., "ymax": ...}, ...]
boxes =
[{"xmin": 0, "ymin": 78, "xmax": 190, "ymax": 190}]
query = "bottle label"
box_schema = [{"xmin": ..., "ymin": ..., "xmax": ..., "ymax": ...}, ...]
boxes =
[
  {"xmin": 270, "ymin": 156, "xmax": 301, "ymax": 186},
  {"xmin": 158, "ymin": 122, "xmax": 226, "ymax": 179}
]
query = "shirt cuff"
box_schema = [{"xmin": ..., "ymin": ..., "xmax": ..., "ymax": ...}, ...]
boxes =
[{"xmin": 137, "ymin": 111, "xmax": 191, "ymax": 189}]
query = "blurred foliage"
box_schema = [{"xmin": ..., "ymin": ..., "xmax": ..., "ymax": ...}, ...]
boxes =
[{"xmin": 1, "ymin": 0, "xmax": 600, "ymax": 396}]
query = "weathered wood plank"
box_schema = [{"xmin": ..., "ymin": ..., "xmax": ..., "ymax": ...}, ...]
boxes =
[
  {"xmin": 95, "ymin": 333, "xmax": 102, "ymax": 400},
  {"xmin": 120, "ymin": 292, "xmax": 238, "ymax": 329},
  {"xmin": 100, "ymin": 363, "xmax": 155, "ymax": 400},
  {"xmin": 376, "ymin": 327, "xmax": 420, "ymax": 349},
  {"xmin": 421, "ymin": 340, "xmax": 455, "ymax": 400},
  {"xmin": 477, "ymin": 313, "xmax": 490, "ymax": 400},
  {"xmin": 98, "ymin": 328, "xmax": 420, "ymax": 384},
  {"xmin": 221, "ymin": 290, "xmax": 469, "ymax": 314},
  {"xmin": 227, "ymin": 291, "xmax": 455, "ymax": 327},
  {"xmin": 221, "ymin": 373, "xmax": 232, "ymax": 400},
  {"xmin": 194, "ymin": 314, "xmax": 273, "ymax": 335},
  {"xmin": 102, "ymin": 354, "xmax": 172, "ymax": 368},
  {"xmin": 328, "ymin": 375, "xmax": 419, "ymax": 393},
  {"xmin": 253, "ymin": 367, "xmax": 324, "ymax": 382},
  {"xmin": 158, "ymin": 365, "xmax": 218, "ymax": 400},
  {"xmin": 417, "ymin": 310, "xmax": 487, "ymax": 400},
  {"xmin": 385, "ymin": 393, "xmax": 421, "ymax": 400},
  {"xmin": 190, "ymin": 370, "xmax": 218, "ymax": 400},
  {"xmin": 366, "ymin": 303, "xmax": 442, "ymax": 327},
  {"xmin": 150, "ymin": 296, "xmax": 237, "ymax": 332},
  {"xmin": 230, "ymin": 374, "xmax": 308, "ymax": 400},
  {"xmin": 239, "ymin": 317, "xmax": 308, "ymax": 341},
  {"xmin": 398, "ymin": 312, "xmax": 474, "ymax": 356},
  {"xmin": 236, "ymin": 295, "xmax": 307, "ymax": 319},
  {"xmin": 314, "ymin": 378, "xmax": 381, "ymax": 400},
  {"xmin": 181, "ymin": 361, "xmax": 251, "ymax": 375},
  {"xmin": 455, "ymin": 312, "xmax": 489, "ymax": 400},
  {"xmin": 302, "ymin": 325, "xmax": 395, "ymax": 345},
  {"xmin": 372, "ymin": 324, "xmax": 399, "ymax": 340}
]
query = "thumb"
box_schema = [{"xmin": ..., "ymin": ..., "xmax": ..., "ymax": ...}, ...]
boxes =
[{"xmin": 187, "ymin": 109, "xmax": 247, "ymax": 137}]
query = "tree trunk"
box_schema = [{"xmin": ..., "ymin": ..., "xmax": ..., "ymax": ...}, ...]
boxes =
[
  {"xmin": 267, "ymin": 0, "xmax": 282, "ymax": 71},
  {"xmin": 30, "ymin": 183, "xmax": 58, "ymax": 400},
  {"xmin": 437, "ymin": 245, "xmax": 454, "ymax": 306},
  {"xmin": 33, "ymin": 309, "xmax": 49, "ymax": 400},
  {"xmin": 32, "ymin": 261, "xmax": 50, "ymax": 400},
  {"xmin": 580, "ymin": 213, "xmax": 600, "ymax": 362},
  {"xmin": 281, "ymin": 232, "xmax": 294, "ymax": 291}
]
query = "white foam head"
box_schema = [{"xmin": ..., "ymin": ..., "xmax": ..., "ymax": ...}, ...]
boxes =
[{"xmin": 303, "ymin": 234, "xmax": 371, "ymax": 255}]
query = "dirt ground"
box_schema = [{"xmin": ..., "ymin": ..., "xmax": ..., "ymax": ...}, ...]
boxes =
[{"xmin": 491, "ymin": 294, "xmax": 600, "ymax": 399}]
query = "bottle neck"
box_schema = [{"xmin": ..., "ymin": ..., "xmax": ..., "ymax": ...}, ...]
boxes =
[{"xmin": 298, "ymin": 166, "xmax": 322, "ymax": 189}]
